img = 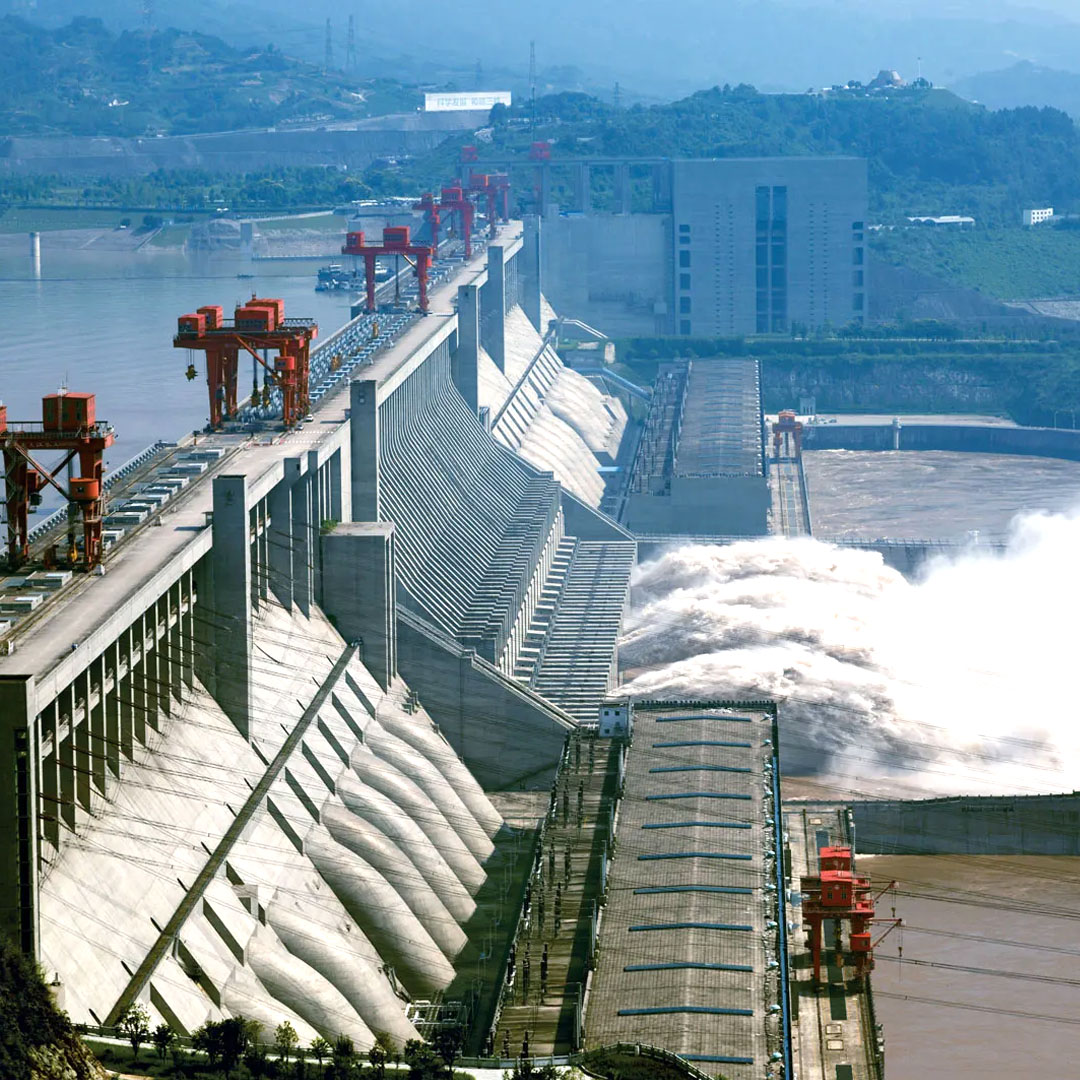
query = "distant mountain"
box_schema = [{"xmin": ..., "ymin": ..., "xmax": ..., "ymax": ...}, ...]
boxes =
[
  {"xmin": 951, "ymin": 61, "xmax": 1080, "ymax": 118},
  {"xmin": 0, "ymin": 15, "xmax": 420, "ymax": 136},
  {"xmin": 12, "ymin": 0, "xmax": 1080, "ymax": 99}
]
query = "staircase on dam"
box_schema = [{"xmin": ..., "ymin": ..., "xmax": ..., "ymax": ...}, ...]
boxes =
[{"xmin": 531, "ymin": 540, "xmax": 636, "ymax": 722}]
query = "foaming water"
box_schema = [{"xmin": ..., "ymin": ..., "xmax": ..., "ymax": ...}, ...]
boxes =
[{"xmin": 618, "ymin": 514, "xmax": 1080, "ymax": 794}]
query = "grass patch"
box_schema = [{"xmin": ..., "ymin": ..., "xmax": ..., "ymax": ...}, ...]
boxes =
[{"xmin": 0, "ymin": 206, "xmax": 143, "ymax": 233}]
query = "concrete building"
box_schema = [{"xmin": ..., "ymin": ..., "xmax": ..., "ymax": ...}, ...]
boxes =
[
  {"xmin": 541, "ymin": 156, "xmax": 869, "ymax": 337},
  {"xmin": 1023, "ymin": 206, "xmax": 1054, "ymax": 227},
  {"xmin": 671, "ymin": 157, "xmax": 868, "ymax": 336},
  {"xmin": 623, "ymin": 358, "xmax": 770, "ymax": 537}
]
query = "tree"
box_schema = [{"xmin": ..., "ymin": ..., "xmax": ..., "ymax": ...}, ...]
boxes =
[
  {"xmin": 193, "ymin": 1021, "xmax": 224, "ymax": 1069},
  {"xmin": 333, "ymin": 1033, "xmax": 355, "ymax": 1073},
  {"xmin": 220, "ymin": 1016, "xmax": 252, "ymax": 1077},
  {"xmin": 368, "ymin": 1032, "xmax": 390, "ymax": 1080},
  {"xmin": 432, "ymin": 1026, "xmax": 463, "ymax": 1077},
  {"xmin": 309, "ymin": 1035, "xmax": 331, "ymax": 1073},
  {"xmin": 276, "ymin": 1021, "xmax": 299, "ymax": 1064},
  {"xmin": 118, "ymin": 1003, "xmax": 151, "ymax": 1064},
  {"xmin": 152, "ymin": 1022, "xmax": 175, "ymax": 1061},
  {"xmin": 403, "ymin": 1038, "xmax": 442, "ymax": 1080}
]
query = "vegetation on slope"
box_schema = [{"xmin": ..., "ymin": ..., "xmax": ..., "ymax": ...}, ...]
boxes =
[
  {"xmin": 0, "ymin": 16, "xmax": 418, "ymax": 137},
  {"xmin": 0, "ymin": 935, "xmax": 105, "ymax": 1080},
  {"xmin": 870, "ymin": 225, "xmax": 1080, "ymax": 300}
]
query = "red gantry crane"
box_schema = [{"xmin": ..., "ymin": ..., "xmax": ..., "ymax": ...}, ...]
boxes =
[
  {"xmin": 467, "ymin": 172, "xmax": 511, "ymax": 234},
  {"xmin": 342, "ymin": 226, "xmax": 434, "ymax": 314},
  {"xmin": 772, "ymin": 409, "xmax": 804, "ymax": 459},
  {"xmin": 411, "ymin": 192, "xmax": 443, "ymax": 253},
  {"xmin": 1, "ymin": 392, "xmax": 115, "ymax": 569},
  {"xmin": 174, "ymin": 298, "xmax": 318, "ymax": 430},
  {"xmin": 800, "ymin": 846, "xmax": 900, "ymax": 983},
  {"xmin": 438, "ymin": 185, "xmax": 476, "ymax": 258}
]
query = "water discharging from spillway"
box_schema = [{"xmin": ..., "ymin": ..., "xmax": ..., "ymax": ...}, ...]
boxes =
[{"xmin": 618, "ymin": 510, "xmax": 1080, "ymax": 795}]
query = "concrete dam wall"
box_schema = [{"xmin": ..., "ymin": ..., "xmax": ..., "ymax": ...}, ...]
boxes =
[
  {"xmin": 803, "ymin": 422, "xmax": 1080, "ymax": 462},
  {"xmin": 0, "ymin": 220, "xmax": 635, "ymax": 1045},
  {"xmin": 851, "ymin": 793, "xmax": 1080, "ymax": 855}
]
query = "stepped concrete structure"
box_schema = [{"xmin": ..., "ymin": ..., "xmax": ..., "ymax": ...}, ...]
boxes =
[
  {"xmin": 0, "ymin": 218, "xmax": 637, "ymax": 1043},
  {"xmin": 623, "ymin": 358, "xmax": 770, "ymax": 537}
]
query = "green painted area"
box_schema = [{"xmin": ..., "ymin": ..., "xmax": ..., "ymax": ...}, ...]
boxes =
[{"xmin": 836, "ymin": 1066, "xmax": 854, "ymax": 1080}]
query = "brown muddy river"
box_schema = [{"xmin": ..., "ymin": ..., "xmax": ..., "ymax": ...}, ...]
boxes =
[
  {"xmin": 864, "ymin": 855, "xmax": 1080, "ymax": 1078},
  {"xmin": 803, "ymin": 450, "xmax": 1080, "ymax": 539}
]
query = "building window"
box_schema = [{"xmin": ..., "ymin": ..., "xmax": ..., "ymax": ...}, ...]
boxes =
[
  {"xmin": 852, "ymin": 220, "xmax": 864, "ymax": 230},
  {"xmin": 680, "ymin": 296, "xmax": 692, "ymax": 314},
  {"xmin": 853, "ymin": 270, "xmax": 864, "ymax": 287},
  {"xmin": 854, "ymin": 292, "xmax": 865, "ymax": 311},
  {"xmin": 680, "ymin": 273, "xmax": 691, "ymax": 290},
  {"xmin": 679, "ymin": 223, "xmax": 691, "ymax": 233},
  {"xmin": 853, "ymin": 246, "xmax": 864, "ymax": 265},
  {"xmin": 756, "ymin": 267, "xmax": 768, "ymax": 289},
  {"xmin": 680, "ymin": 319, "xmax": 692, "ymax": 335},
  {"xmin": 679, "ymin": 250, "xmax": 691, "ymax": 268}
]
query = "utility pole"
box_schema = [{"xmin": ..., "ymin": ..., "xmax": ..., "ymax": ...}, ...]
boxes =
[
  {"xmin": 325, "ymin": 18, "xmax": 334, "ymax": 71},
  {"xmin": 345, "ymin": 15, "xmax": 358, "ymax": 71},
  {"xmin": 613, "ymin": 81, "xmax": 621, "ymax": 109}
]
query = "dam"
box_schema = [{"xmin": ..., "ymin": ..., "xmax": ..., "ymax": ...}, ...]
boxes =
[
  {"xmin": 5, "ymin": 191, "xmax": 1053, "ymax": 1080},
  {"xmin": 0, "ymin": 218, "xmax": 636, "ymax": 1046}
]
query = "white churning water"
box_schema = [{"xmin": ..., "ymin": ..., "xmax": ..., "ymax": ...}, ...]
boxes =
[{"xmin": 618, "ymin": 513, "xmax": 1080, "ymax": 795}]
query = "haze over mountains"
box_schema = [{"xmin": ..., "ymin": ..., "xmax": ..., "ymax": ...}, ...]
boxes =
[{"xmin": 8, "ymin": 0, "xmax": 1080, "ymax": 103}]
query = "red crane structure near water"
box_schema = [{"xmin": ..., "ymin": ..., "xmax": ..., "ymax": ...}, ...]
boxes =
[
  {"xmin": 412, "ymin": 192, "xmax": 443, "ymax": 253},
  {"xmin": 1, "ymin": 392, "xmax": 115, "ymax": 569},
  {"xmin": 467, "ymin": 172, "xmax": 511, "ymax": 234},
  {"xmin": 438, "ymin": 185, "xmax": 476, "ymax": 258},
  {"xmin": 174, "ymin": 299, "xmax": 318, "ymax": 430},
  {"xmin": 800, "ymin": 846, "xmax": 900, "ymax": 983},
  {"xmin": 343, "ymin": 226, "xmax": 434, "ymax": 314},
  {"xmin": 772, "ymin": 409, "xmax": 804, "ymax": 459}
]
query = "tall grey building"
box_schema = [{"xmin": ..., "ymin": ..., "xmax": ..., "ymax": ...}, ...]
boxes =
[
  {"xmin": 542, "ymin": 155, "xmax": 869, "ymax": 337},
  {"xmin": 671, "ymin": 157, "xmax": 868, "ymax": 336}
]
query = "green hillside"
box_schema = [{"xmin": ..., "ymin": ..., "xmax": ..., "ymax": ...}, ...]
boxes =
[
  {"xmin": 0, "ymin": 15, "xmax": 418, "ymax": 136},
  {"xmin": 871, "ymin": 225, "xmax": 1080, "ymax": 300},
  {"xmin": 458, "ymin": 85, "xmax": 1080, "ymax": 226}
]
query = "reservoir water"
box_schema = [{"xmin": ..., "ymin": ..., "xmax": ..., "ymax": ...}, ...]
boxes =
[{"xmin": 0, "ymin": 245, "xmax": 360, "ymax": 464}]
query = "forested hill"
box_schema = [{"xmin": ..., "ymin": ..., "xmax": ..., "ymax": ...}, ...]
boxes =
[
  {"xmin": 0, "ymin": 16, "xmax": 418, "ymax": 137},
  {"xmin": 476, "ymin": 86, "xmax": 1080, "ymax": 225}
]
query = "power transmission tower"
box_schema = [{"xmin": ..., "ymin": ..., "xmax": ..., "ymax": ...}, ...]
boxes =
[
  {"xmin": 613, "ymin": 81, "xmax": 620, "ymax": 109},
  {"xmin": 325, "ymin": 18, "xmax": 334, "ymax": 71},
  {"xmin": 345, "ymin": 15, "xmax": 358, "ymax": 71},
  {"xmin": 529, "ymin": 40, "xmax": 536, "ymax": 133}
]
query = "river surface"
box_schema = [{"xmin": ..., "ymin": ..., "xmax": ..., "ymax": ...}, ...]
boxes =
[
  {"xmin": 0, "ymin": 245, "xmax": 359, "ymax": 468},
  {"xmin": 804, "ymin": 449, "xmax": 1080, "ymax": 538},
  {"xmin": 865, "ymin": 855, "xmax": 1080, "ymax": 1080}
]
